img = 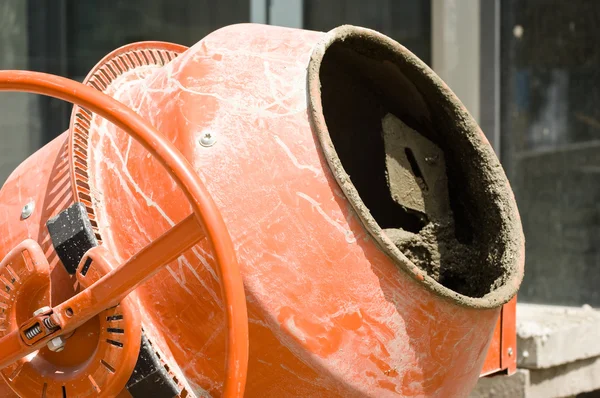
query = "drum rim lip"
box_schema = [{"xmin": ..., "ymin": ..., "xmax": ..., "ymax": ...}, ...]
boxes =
[{"xmin": 306, "ymin": 25, "xmax": 525, "ymax": 310}]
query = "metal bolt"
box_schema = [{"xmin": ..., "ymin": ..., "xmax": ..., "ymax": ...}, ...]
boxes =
[
  {"xmin": 21, "ymin": 202, "xmax": 35, "ymax": 219},
  {"xmin": 47, "ymin": 336, "xmax": 66, "ymax": 352},
  {"xmin": 33, "ymin": 306, "xmax": 51, "ymax": 317},
  {"xmin": 508, "ymin": 347, "xmax": 514, "ymax": 357},
  {"xmin": 199, "ymin": 131, "xmax": 216, "ymax": 147}
]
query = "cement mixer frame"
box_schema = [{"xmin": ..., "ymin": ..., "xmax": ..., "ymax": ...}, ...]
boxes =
[{"xmin": 0, "ymin": 24, "xmax": 523, "ymax": 397}]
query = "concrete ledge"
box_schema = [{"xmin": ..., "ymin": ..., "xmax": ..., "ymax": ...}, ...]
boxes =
[
  {"xmin": 470, "ymin": 370, "xmax": 529, "ymax": 398},
  {"xmin": 517, "ymin": 303, "xmax": 600, "ymax": 369},
  {"xmin": 472, "ymin": 302, "xmax": 600, "ymax": 397},
  {"xmin": 470, "ymin": 357, "xmax": 600, "ymax": 398},
  {"xmin": 529, "ymin": 356, "xmax": 600, "ymax": 398}
]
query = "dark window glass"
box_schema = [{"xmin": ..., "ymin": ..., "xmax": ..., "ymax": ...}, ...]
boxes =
[
  {"xmin": 501, "ymin": 0, "xmax": 600, "ymax": 305},
  {"xmin": 304, "ymin": 0, "xmax": 432, "ymax": 65},
  {"xmin": 67, "ymin": 0, "xmax": 250, "ymax": 79},
  {"xmin": 26, "ymin": 0, "xmax": 250, "ymax": 146}
]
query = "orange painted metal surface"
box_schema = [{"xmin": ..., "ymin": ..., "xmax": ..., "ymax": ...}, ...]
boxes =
[
  {"xmin": 480, "ymin": 297, "xmax": 518, "ymax": 377},
  {"xmin": 0, "ymin": 132, "xmax": 72, "ymax": 398},
  {"xmin": 0, "ymin": 240, "xmax": 141, "ymax": 397},
  {"xmin": 0, "ymin": 24, "xmax": 524, "ymax": 397},
  {"xmin": 480, "ymin": 312, "xmax": 503, "ymax": 376},
  {"xmin": 501, "ymin": 298, "xmax": 518, "ymax": 374}
]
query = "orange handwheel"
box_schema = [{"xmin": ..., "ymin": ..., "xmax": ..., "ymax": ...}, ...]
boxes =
[{"xmin": 0, "ymin": 70, "xmax": 249, "ymax": 398}]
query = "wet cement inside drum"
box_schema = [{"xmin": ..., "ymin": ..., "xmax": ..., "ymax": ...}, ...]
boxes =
[{"xmin": 314, "ymin": 34, "xmax": 518, "ymax": 299}]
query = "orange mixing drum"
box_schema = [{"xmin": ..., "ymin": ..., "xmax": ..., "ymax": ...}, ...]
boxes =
[{"xmin": 0, "ymin": 24, "xmax": 524, "ymax": 397}]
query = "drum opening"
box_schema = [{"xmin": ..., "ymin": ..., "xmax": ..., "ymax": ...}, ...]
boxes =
[{"xmin": 308, "ymin": 26, "xmax": 523, "ymax": 303}]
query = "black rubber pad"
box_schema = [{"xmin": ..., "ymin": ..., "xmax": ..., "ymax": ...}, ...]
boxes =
[
  {"xmin": 127, "ymin": 335, "xmax": 180, "ymax": 397},
  {"xmin": 46, "ymin": 202, "xmax": 98, "ymax": 274}
]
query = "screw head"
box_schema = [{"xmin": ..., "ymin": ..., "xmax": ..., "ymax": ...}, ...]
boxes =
[
  {"xmin": 508, "ymin": 347, "xmax": 514, "ymax": 357},
  {"xmin": 33, "ymin": 306, "xmax": 52, "ymax": 317},
  {"xmin": 21, "ymin": 202, "xmax": 34, "ymax": 219},
  {"xmin": 47, "ymin": 336, "xmax": 66, "ymax": 352},
  {"xmin": 199, "ymin": 131, "xmax": 216, "ymax": 147}
]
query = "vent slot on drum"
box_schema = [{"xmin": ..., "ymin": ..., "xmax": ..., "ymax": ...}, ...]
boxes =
[{"xmin": 68, "ymin": 46, "xmax": 184, "ymax": 245}]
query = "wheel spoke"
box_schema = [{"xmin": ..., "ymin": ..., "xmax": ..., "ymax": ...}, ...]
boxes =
[{"xmin": 54, "ymin": 214, "xmax": 204, "ymax": 333}]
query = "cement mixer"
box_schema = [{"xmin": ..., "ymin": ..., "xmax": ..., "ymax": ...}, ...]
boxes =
[{"xmin": 0, "ymin": 24, "xmax": 524, "ymax": 397}]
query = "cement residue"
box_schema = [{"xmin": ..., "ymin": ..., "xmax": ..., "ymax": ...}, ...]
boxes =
[
  {"xmin": 385, "ymin": 221, "xmax": 494, "ymax": 298},
  {"xmin": 307, "ymin": 25, "xmax": 524, "ymax": 308},
  {"xmin": 382, "ymin": 113, "xmax": 451, "ymax": 221},
  {"xmin": 381, "ymin": 113, "xmax": 496, "ymax": 297}
]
